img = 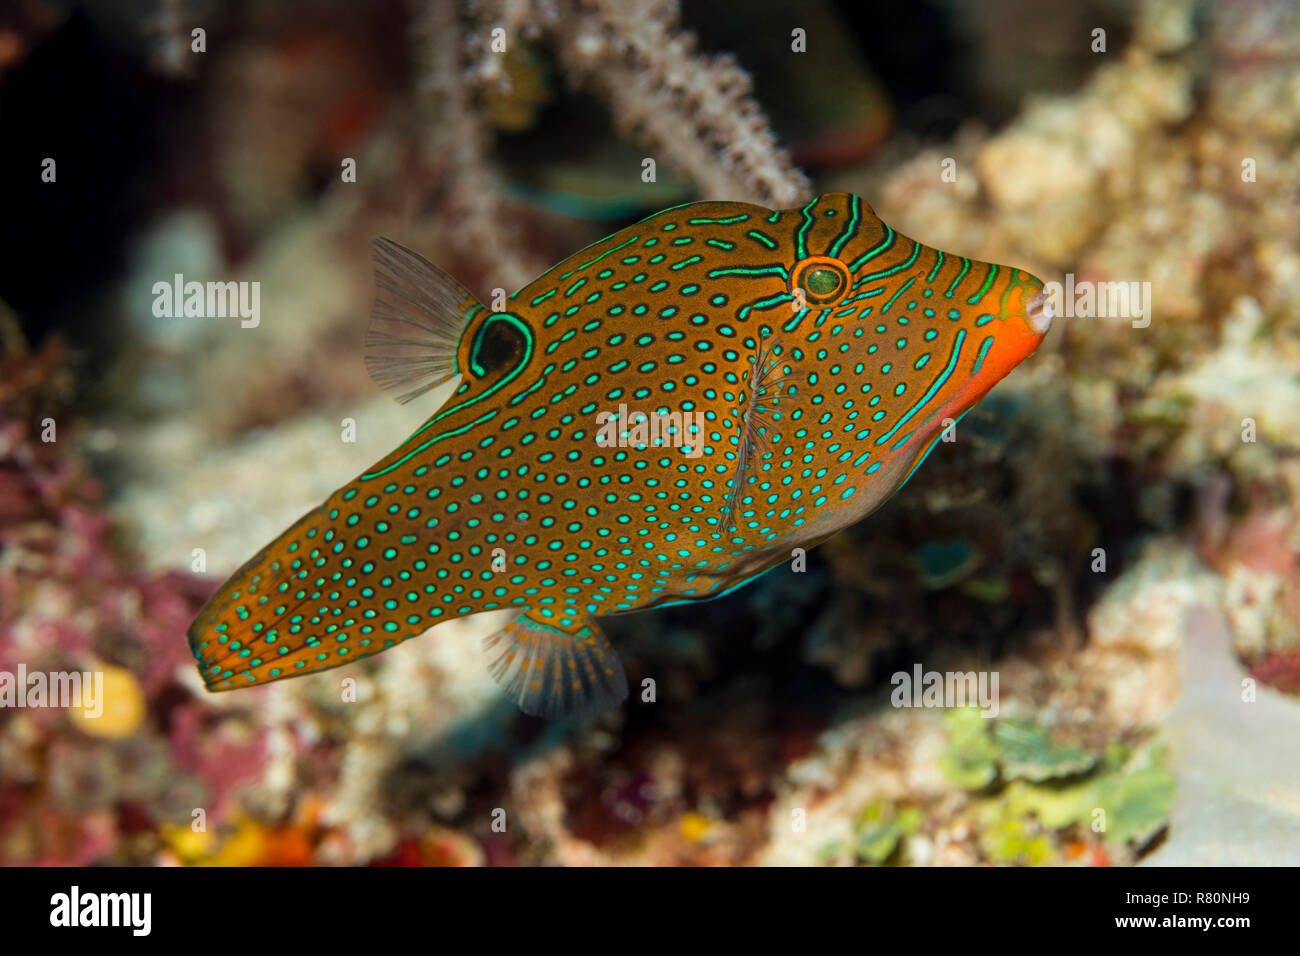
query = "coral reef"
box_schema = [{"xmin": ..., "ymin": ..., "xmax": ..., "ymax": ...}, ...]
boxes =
[
  {"xmin": 0, "ymin": 334, "xmax": 252, "ymax": 864},
  {"xmin": 2, "ymin": 0, "xmax": 1299, "ymax": 866}
]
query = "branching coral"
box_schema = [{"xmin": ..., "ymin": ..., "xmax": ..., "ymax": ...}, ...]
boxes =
[
  {"xmin": 412, "ymin": 0, "xmax": 550, "ymax": 292},
  {"xmin": 542, "ymin": 0, "xmax": 811, "ymax": 207},
  {"xmin": 410, "ymin": 0, "xmax": 810, "ymax": 292}
]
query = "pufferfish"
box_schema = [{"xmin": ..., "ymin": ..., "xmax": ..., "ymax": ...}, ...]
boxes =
[{"xmin": 188, "ymin": 192, "xmax": 1053, "ymax": 718}]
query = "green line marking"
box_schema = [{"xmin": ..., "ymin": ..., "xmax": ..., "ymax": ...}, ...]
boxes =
[
  {"xmin": 706, "ymin": 265, "xmax": 790, "ymax": 280},
  {"xmin": 881, "ymin": 276, "xmax": 917, "ymax": 314},
  {"xmin": 849, "ymin": 224, "xmax": 895, "ymax": 271},
  {"xmin": 858, "ymin": 239, "xmax": 921, "ymax": 283},
  {"xmin": 738, "ymin": 292, "xmax": 794, "ymax": 320},
  {"xmin": 795, "ymin": 197, "xmax": 818, "ymax": 259},
  {"xmin": 972, "ymin": 334, "xmax": 995, "ymax": 373},
  {"xmin": 945, "ymin": 258, "xmax": 971, "ymax": 297},
  {"xmin": 926, "ymin": 250, "xmax": 945, "ymax": 283},
  {"xmin": 551, "ymin": 234, "xmax": 641, "ymax": 283},
  {"xmin": 874, "ymin": 328, "xmax": 966, "ymax": 447},
  {"xmin": 687, "ymin": 214, "xmax": 750, "ymax": 225},
  {"xmin": 363, "ymin": 315, "xmax": 534, "ymax": 479},
  {"xmin": 966, "ymin": 263, "xmax": 998, "ymax": 305},
  {"xmin": 827, "ymin": 194, "xmax": 860, "ymax": 258}
]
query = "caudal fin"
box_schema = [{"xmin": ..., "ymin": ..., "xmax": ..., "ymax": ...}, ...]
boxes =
[
  {"xmin": 187, "ymin": 500, "xmax": 423, "ymax": 691},
  {"xmin": 191, "ymin": 239, "xmax": 491, "ymax": 689}
]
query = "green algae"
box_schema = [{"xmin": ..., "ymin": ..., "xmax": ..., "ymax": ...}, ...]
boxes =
[{"xmin": 941, "ymin": 709, "xmax": 1176, "ymax": 861}]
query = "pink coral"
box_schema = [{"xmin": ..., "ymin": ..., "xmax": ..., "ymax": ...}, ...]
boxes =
[{"xmin": 0, "ymin": 339, "xmax": 271, "ymax": 864}]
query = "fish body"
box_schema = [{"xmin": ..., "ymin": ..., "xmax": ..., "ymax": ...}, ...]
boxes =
[{"xmin": 188, "ymin": 192, "xmax": 1052, "ymax": 718}]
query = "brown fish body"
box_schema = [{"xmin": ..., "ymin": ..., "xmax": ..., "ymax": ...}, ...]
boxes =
[{"xmin": 189, "ymin": 192, "xmax": 1051, "ymax": 717}]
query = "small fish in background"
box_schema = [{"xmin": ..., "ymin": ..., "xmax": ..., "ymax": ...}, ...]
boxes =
[{"xmin": 188, "ymin": 192, "xmax": 1053, "ymax": 719}]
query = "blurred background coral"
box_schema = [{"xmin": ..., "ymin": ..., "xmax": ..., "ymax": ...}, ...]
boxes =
[{"xmin": 1, "ymin": 0, "xmax": 1298, "ymax": 866}]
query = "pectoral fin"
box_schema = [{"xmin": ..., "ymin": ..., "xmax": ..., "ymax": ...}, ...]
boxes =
[
  {"xmin": 482, "ymin": 611, "xmax": 628, "ymax": 719},
  {"xmin": 722, "ymin": 337, "xmax": 789, "ymax": 532}
]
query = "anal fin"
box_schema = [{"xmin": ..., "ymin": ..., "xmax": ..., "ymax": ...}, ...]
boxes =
[{"xmin": 482, "ymin": 611, "xmax": 627, "ymax": 719}]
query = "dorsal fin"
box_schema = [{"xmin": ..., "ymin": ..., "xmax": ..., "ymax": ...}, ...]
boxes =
[
  {"xmin": 721, "ymin": 337, "xmax": 789, "ymax": 532},
  {"xmin": 365, "ymin": 237, "xmax": 484, "ymax": 404}
]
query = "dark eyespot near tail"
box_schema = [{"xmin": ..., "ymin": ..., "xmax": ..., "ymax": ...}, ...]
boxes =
[{"xmin": 468, "ymin": 312, "xmax": 534, "ymax": 378}]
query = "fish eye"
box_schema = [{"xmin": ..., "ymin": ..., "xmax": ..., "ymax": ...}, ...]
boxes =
[
  {"xmin": 791, "ymin": 256, "xmax": 851, "ymax": 307},
  {"xmin": 805, "ymin": 268, "xmax": 842, "ymax": 296}
]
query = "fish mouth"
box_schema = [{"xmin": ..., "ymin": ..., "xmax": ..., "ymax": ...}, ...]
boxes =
[{"xmin": 1026, "ymin": 290, "xmax": 1054, "ymax": 335}]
